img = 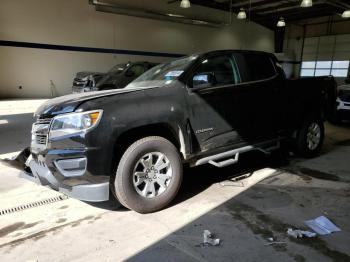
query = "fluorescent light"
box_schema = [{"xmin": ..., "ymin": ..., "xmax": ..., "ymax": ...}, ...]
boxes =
[
  {"xmin": 237, "ymin": 8, "xmax": 247, "ymax": 20},
  {"xmin": 277, "ymin": 17, "xmax": 286, "ymax": 27},
  {"xmin": 301, "ymin": 0, "xmax": 312, "ymax": 8},
  {"xmin": 166, "ymin": 13, "xmax": 185, "ymax": 18},
  {"xmin": 180, "ymin": 0, "xmax": 191, "ymax": 8},
  {"xmin": 342, "ymin": 10, "xmax": 350, "ymax": 18},
  {"xmin": 192, "ymin": 20, "xmax": 209, "ymax": 25}
]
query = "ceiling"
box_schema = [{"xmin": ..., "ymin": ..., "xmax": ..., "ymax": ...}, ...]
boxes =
[{"xmin": 176, "ymin": 0, "xmax": 350, "ymax": 28}]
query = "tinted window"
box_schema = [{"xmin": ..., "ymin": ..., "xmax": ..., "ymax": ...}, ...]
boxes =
[
  {"xmin": 127, "ymin": 65, "xmax": 145, "ymax": 77},
  {"xmin": 108, "ymin": 63, "xmax": 127, "ymax": 74},
  {"xmin": 244, "ymin": 54, "xmax": 276, "ymax": 81},
  {"xmin": 194, "ymin": 55, "xmax": 239, "ymax": 86}
]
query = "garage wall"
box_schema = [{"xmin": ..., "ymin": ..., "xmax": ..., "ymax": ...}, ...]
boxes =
[{"xmin": 0, "ymin": 0, "xmax": 274, "ymax": 98}]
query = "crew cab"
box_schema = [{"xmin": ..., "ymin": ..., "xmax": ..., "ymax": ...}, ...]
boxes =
[{"xmin": 4, "ymin": 50, "xmax": 337, "ymax": 213}]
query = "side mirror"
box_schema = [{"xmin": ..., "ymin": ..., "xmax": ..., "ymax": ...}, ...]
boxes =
[
  {"xmin": 192, "ymin": 73, "xmax": 215, "ymax": 89},
  {"xmin": 125, "ymin": 70, "xmax": 135, "ymax": 77}
]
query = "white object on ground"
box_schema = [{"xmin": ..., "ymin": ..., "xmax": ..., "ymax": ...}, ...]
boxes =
[
  {"xmin": 203, "ymin": 230, "xmax": 220, "ymax": 246},
  {"xmin": 287, "ymin": 228, "xmax": 317, "ymax": 238},
  {"xmin": 264, "ymin": 241, "xmax": 287, "ymax": 246},
  {"xmin": 305, "ymin": 215, "xmax": 341, "ymax": 235}
]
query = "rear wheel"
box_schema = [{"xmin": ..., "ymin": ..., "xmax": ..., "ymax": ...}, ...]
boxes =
[
  {"xmin": 114, "ymin": 136, "xmax": 183, "ymax": 213},
  {"xmin": 294, "ymin": 116, "xmax": 324, "ymax": 158}
]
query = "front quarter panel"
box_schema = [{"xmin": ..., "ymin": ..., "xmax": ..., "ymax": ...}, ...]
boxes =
[{"xmin": 76, "ymin": 83, "xmax": 188, "ymax": 176}]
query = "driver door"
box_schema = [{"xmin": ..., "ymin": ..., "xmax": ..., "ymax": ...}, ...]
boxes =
[{"xmin": 185, "ymin": 54, "xmax": 242, "ymax": 152}]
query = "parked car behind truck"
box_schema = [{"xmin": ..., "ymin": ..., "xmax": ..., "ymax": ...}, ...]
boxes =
[
  {"xmin": 72, "ymin": 62, "xmax": 158, "ymax": 93},
  {"xmin": 4, "ymin": 50, "xmax": 337, "ymax": 213},
  {"xmin": 331, "ymin": 79, "xmax": 350, "ymax": 123}
]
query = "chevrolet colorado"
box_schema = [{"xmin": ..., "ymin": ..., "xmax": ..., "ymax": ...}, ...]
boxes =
[{"xmin": 4, "ymin": 50, "xmax": 337, "ymax": 213}]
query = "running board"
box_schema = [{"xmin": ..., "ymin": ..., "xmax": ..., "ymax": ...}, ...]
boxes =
[{"xmin": 194, "ymin": 141, "xmax": 280, "ymax": 168}]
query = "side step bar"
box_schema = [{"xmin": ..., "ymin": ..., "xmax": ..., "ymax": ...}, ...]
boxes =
[{"xmin": 194, "ymin": 141, "xmax": 280, "ymax": 168}]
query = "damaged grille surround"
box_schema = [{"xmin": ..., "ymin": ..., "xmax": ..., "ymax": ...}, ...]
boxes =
[{"xmin": 31, "ymin": 118, "xmax": 52, "ymax": 146}]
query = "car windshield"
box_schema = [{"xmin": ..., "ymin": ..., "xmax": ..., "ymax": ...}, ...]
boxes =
[
  {"xmin": 126, "ymin": 55, "xmax": 198, "ymax": 88},
  {"xmin": 108, "ymin": 63, "xmax": 127, "ymax": 74}
]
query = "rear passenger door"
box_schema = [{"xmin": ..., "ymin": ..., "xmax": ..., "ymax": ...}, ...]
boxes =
[{"xmin": 233, "ymin": 53, "xmax": 284, "ymax": 140}]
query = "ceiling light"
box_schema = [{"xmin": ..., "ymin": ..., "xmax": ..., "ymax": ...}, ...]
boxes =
[
  {"xmin": 237, "ymin": 8, "xmax": 247, "ymax": 20},
  {"xmin": 277, "ymin": 17, "xmax": 286, "ymax": 27},
  {"xmin": 300, "ymin": 0, "xmax": 312, "ymax": 8},
  {"xmin": 342, "ymin": 10, "xmax": 350, "ymax": 18},
  {"xmin": 166, "ymin": 13, "xmax": 185, "ymax": 18},
  {"xmin": 180, "ymin": 0, "xmax": 191, "ymax": 8}
]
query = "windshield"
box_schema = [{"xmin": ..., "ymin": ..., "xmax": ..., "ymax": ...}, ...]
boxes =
[
  {"xmin": 126, "ymin": 55, "xmax": 198, "ymax": 88},
  {"xmin": 108, "ymin": 63, "xmax": 127, "ymax": 74}
]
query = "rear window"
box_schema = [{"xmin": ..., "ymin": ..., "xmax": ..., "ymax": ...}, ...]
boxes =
[{"xmin": 243, "ymin": 54, "xmax": 276, "ymax": 81}]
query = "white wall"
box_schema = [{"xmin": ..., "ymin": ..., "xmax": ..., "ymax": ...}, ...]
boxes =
[{"xmin": 0, "ymin": 0, "xmax": 274, "ymax": 98}]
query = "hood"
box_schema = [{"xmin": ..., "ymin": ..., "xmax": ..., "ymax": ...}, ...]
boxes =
[
  {"xmin": 75, "ymin": 71, "xmax": 104, "ymax": 79},
  {"xmin": 35, "ymin": 87, "xmax": 157, "ymax": 118}
]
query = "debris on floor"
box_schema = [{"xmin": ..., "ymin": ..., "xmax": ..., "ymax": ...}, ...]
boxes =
[
  {"xmin": 265, "ymin": 237, "xmax": 286, "ymax": 246},
  {"xmin": 305, "ymin": 215, "xmax": 341, "ymax": 235},
  {"xmin": 287, "ymin": 228, "xmax": 317, "ymax": 238},
  {"xmin": 203, "ymin": 230, "xmax": 220, "ymax": 246},
  {"xmin": 219, "ymin": 172, "xmax": 253, "ymax": 187}
]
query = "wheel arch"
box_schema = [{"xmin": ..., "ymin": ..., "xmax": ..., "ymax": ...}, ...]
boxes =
[{"xmin": 111, "ymin": 123, "xmax": 187, "ymax": 173}]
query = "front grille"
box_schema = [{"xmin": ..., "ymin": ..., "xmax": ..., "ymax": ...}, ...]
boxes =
[
  {"xmin": 73, "ymin": 78, "xmax": 89, "ymax": 87},
  {"xmin": 35, "ymin": 134, "xmax": 47, "ymax": 145},
  {"xmin": 32, "ymin": 118, "xmax": 52, "ymax": 145},
  {"xmin": 36, "ymin": 118, "xmax": 52, "ymax": 124}
]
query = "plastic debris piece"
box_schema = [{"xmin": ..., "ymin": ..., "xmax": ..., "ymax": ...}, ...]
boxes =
[
  {"xmin": 305, "ymin": 216, "xmax": 341, "ymax": 235},
  {"xmin": 203, "ymin": 230, "xmax": 220, "ymax": 246},
  {"xmin": 267, "ymin": 237, "xmax": 274, "ymax": 242},
  {"xmin": 287, "ymin": 228, "xmax": 317, "ymax": 238},
  {"xmin": 264, "ymin": 241, "xmax": 287, "ymax": 246}
]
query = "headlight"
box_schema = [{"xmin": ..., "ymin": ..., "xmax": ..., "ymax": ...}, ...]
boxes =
[{"xmin": 49, "ymin": 110, "xmax": 103, "ymax": 139}]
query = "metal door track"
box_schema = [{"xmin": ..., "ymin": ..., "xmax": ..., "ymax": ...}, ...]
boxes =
[{"xmin": 0, "ymin": 195, "xmax": 68, "ymax": 216}]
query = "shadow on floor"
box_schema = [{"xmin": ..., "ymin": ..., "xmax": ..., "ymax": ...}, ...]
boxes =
[
  {"xmin": 88, "ymin": 150, "xmax": 288, "ymax": 211},
  {"xmin": 126, "ymin": 169, "xmax": 350, "ymax": 262}
]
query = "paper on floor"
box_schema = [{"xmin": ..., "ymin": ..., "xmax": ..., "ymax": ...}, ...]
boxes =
[{"xmin": 305, "ymin": 215, "xmax": 341, "ymax": 235}]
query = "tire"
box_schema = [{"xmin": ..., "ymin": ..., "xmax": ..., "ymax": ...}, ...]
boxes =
[
  {"xmin": 294, "ymin": 116, "xmax": 324, "ymax": 158},
  {"xmin": 114, "ymin": 136, "xmax": 183, "ymax": 213}
]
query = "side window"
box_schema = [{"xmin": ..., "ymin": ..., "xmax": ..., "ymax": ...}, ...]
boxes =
[
  {"xmin": 243, "ymin": 54, "xmax": 276, "ymax": 82},
  {"xmin": 126, "ymin": 64, "xmax": 145, "ymax": 77},
  {"xmin": 193, "ymin": 55, "xmax": 239, "ymax": 87}
]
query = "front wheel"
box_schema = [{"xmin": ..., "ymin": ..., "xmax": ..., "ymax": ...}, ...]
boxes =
[
  {"xmin": 114, "ymin": 136, "xmax": 183, "ymax": 213},
  {"xmin": 294, "ymin": 116, "xmax": 324, "ymax": 158}
]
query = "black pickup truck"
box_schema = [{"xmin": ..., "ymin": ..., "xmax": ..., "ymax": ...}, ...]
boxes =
[{"xmin": 5, "ymin": 50, "xmax": 337, "ymax": 213}]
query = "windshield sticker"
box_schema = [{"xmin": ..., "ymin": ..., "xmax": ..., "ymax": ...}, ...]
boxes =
[{"xmin": 165, "ymin": 71, "xmax": 184, "ymax": 77}]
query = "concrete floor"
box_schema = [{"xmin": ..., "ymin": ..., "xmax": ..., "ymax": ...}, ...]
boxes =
[{"xmin": 0, "ymin": 99, "xmax": 350, "ymax": 262}]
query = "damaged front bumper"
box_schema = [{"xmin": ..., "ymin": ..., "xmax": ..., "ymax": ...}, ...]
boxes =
[{"xmin": 1, "ymin": 148, "xmax": 110, "ymax": 202}]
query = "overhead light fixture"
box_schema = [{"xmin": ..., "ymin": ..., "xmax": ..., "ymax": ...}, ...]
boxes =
[
  {"xmin": 180, "ymin": 0, "xmax": 191, "ymax": 8},
  {"xmin": 237, "ymin": 8, "xmax": 247, "ymax": 20},
  {"xmin": 342, "ymin": 10, "xmax": 350, "ymax": 18},
  {"xmin": 277, "ymin": 17, "xmax": 286, "ymax": 27},
  {"xmin": 166, "ymin": 13, "xmax": 185, "ymax": 18},
  {"xmin": 300, "ymin": 0, "xmax": 312, "ymax": 8}
]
